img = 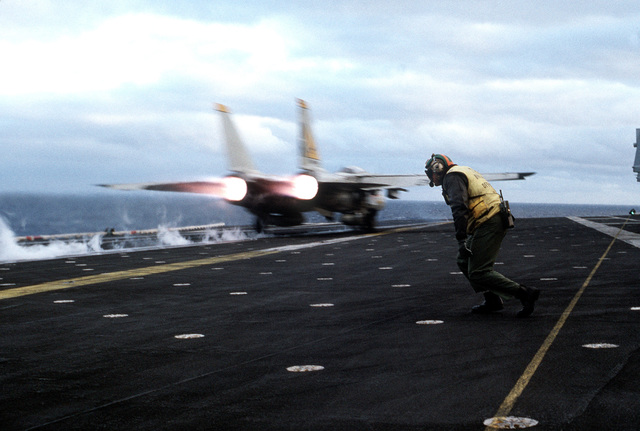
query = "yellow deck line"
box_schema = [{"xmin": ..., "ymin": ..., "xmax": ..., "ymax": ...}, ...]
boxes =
[
  {"xmin": 485, "ymin": 215, "xmax": 631, "ymax": 428},
  {"xmin": 0, "ymin": 249, "xmax": 280, "ymax": 300},
  {"xmin": 0, "ymin": 223, "xmax": 439, "ymax": 301}
]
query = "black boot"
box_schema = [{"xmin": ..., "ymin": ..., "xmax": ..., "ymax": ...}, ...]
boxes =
[
  {"xmin": 471, "ymin": 292, "xmax": 504, "ymax": 314},
  {"xmin": 516, "ymin": 285, "xmax": 540, "ymax": 318}
]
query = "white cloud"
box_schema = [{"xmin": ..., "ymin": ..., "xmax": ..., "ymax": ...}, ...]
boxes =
[
  {"xmin": 0, "ymin": 1, "xmax": 639, "ymax": 204},
  {"xmin": 0, "ymin": 13, "xmax": 298, "ymax": 96}
]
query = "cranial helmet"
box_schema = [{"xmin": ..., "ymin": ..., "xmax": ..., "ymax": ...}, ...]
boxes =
[{"xmin": 425, "ymin": 153, "xmax": 455, "ymax": 187}]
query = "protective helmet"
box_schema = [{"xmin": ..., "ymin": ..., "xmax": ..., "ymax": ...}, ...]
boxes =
[{"xmin": 425, "ymin": 153, "xmax": 455, "ymax": 187}]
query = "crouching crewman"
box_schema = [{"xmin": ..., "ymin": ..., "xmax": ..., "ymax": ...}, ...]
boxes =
[{"xmin": 424, "ymin": 153, "xmax": 539, "ymax": 318}]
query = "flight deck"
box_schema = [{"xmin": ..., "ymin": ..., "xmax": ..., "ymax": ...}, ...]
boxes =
[{"xmin": 1, "ymin": 215, "xmax": 639, "ymax": 430}]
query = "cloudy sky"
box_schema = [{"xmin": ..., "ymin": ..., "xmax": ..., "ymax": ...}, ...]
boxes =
[{"xmin": 1, "ymin": 1, "xmax": 640, "ymax": 204}]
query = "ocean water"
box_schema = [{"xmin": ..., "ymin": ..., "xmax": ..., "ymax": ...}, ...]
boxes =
[
  {"xmin": 0, "ymin": 192, "xmax": 636, "ymax": 262},
  {"xmin": 1, "ymin": 192, "xmax": 636, "ymax": 237}
]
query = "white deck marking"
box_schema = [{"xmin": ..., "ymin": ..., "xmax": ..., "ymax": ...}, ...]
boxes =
[
  {"xmin": 416, "ymin": 320, "xmax": 444, "ymax": 325},
  {"xmin": 0, "ymin": 224, "xmax": 434, "ymax": 300},
  {"xmin": 286, "ymin": 365, "xmax": 324, "ymax": 372},
  {"xmin": 568, "ymin": 216, "xmax": 640, "ymax": 248},
  {"xmin": 484, "ymin": 416, "xmax": 538, "ymax": 429},
  {"xmin": 175, "ymin": 334, "xmax": 204, "ymax": 339}
]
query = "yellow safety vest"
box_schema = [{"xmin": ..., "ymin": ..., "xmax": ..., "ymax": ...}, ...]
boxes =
[{"xmin": 445, "ymin": 166, "xmax": 501, "ymax": 233}]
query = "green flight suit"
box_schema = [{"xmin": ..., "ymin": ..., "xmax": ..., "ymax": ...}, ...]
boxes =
[
  {"xmin": 457, "ymin": 214, "xmax": 521, "ymax": 299},
  {"xmin": 443, "ymin": 167, "xmax": 521, "ymax": 299}
]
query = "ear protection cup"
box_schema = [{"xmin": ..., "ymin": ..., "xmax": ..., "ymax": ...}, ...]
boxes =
[{"xmin": 425, "ymin": 154, "xmax": 455, "ymax": 187}]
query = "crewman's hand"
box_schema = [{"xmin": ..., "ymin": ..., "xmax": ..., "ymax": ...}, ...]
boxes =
[{"xmin": 458, "ymin": 240, "xmax": 472, "ymax": 258}]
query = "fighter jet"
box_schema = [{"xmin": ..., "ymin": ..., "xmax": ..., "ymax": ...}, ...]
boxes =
[{"xmin": 101, "ymin": 99, "xmax": 534, "ymax": 231}]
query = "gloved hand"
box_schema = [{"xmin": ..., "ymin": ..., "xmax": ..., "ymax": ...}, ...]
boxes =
[{"xmin": 458, "ymin": 240, "xmax": 472, "ymax": 258}]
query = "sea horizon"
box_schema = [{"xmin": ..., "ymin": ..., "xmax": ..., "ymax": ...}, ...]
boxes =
[
  {"xmin": 1, "ymin": 191, "xmax": 637, "ymax": 237},
  {"xmin": 0, "ymin": 191, "xmax": 637, "ymax": 263}
]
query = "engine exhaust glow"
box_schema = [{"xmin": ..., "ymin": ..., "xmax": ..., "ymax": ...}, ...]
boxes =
[
  {"xmin": 222, "ymin": 176, "xmax": 247, "ymax": 201},
  {"xmin": 292, "ymin": 174, "xmax": 318, "ymax": 200}
]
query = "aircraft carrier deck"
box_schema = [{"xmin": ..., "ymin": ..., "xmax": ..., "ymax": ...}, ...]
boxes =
[{"xmin": 1, "ymin": 215, "xmax": 639, "ymax": 430}]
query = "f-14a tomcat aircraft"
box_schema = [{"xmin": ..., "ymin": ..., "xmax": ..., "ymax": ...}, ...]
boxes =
[{"xmin": 101, "ymin": 99, "xmax": 534, "ymax": 231}]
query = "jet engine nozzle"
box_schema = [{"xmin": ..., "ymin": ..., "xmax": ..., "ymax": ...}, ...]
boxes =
[
  {"xmin": 222, "ymin": 176, "xmax": 248, "ymax": 201},
  {"xmin": 291, "ymin": 174, "xmax": 318, "ymax": 200}
]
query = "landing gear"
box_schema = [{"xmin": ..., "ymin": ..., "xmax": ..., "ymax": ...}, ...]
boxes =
[
  {"xmin": 363, "ymin": 210, "xmax": 377, "ymax": 232},
  {"xmin": 340, "ymin": 209, "xmax": 378, "ymax": 232},
  {"xmin": 253, "ymin": 212, "xmax": 305, "ymax": 232},
  {"xmin": 255, "ymin": 217, "xmax": 265, "ymax": 233}
]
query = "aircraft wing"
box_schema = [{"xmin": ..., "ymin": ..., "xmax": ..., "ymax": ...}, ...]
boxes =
[
  {"xmin": 318, "ymin": 171, "xmax": 534, "ymax": 191},
  {"xmin": 322, "ymin": 174, "xmax": 430, "ymax": 190},
  {"xmin": 481, "ymin": 172, "xmax": 535, "ymax": 181},
  {"xmin": 99, "ymin": 180, "xmax": 227, "ymax": 195}
]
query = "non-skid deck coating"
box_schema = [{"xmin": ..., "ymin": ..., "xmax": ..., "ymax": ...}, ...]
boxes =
[{"xmin": 1, "ymin": 216, "xmax": 639, "ymax": 430}]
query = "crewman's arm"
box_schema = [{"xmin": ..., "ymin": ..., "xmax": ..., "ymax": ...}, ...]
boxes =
[{"xmin": 443, "ymin": 172, "xmax": 469, "ymax": 241}]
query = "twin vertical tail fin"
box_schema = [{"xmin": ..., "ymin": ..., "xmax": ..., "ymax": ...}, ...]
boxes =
[
  {"xmin": 297, "ymin": 99, "xmax": 323, "ymax": 173},
  {"xmin": 214, "ymin": 104, "xmax": 258, "ymax": 175},
  {"xmin": 215, "ymin": 100, "xmax": 322, "ymax": 176}
]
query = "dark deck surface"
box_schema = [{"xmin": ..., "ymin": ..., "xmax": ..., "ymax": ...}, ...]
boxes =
[{"xmin": 1, "ymin": 216, "xmax": 639, "ymax": 430}]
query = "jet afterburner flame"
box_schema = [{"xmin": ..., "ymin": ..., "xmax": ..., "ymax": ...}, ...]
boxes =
[
  {"xmin": 222, "ymin": 176, "xmax": 247, "ymax": 201},
  {"xmin": 291, "ymin": 174, "xmax": 318, "ymax": 200}
]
